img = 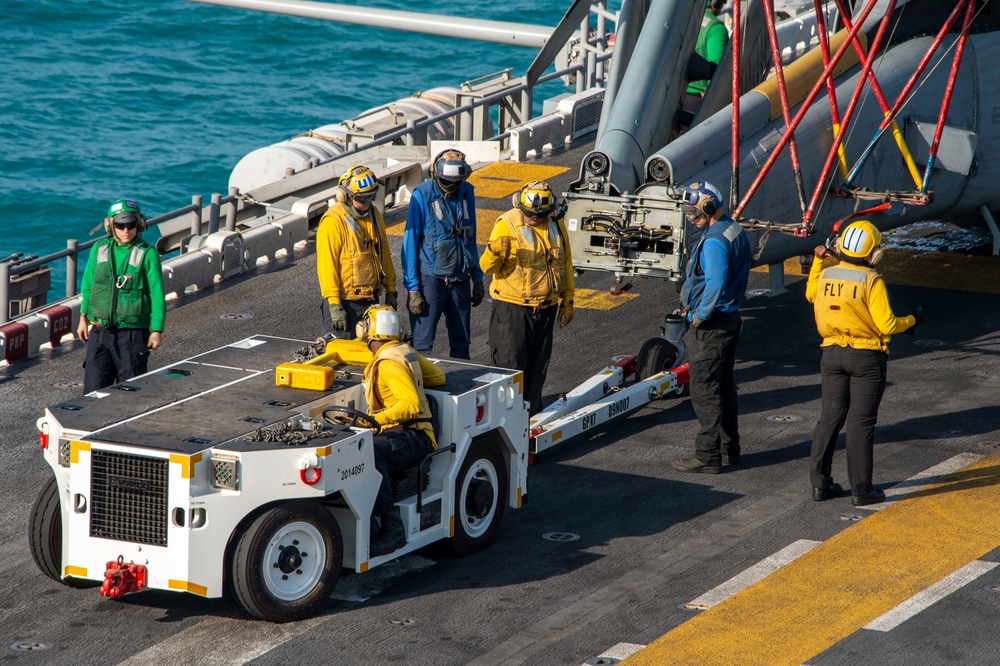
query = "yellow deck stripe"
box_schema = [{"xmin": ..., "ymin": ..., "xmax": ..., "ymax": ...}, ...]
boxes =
[
  {"xmin": 574, "ymin": 287, "xmax": 640, "ymax": 310},
  {"xmin": 624, "ymin": 451, "xmax": 1000, "ymax": 666},
  {"xmin": 467, "ymin": 162, "xmax": 570, "ymax": 199}
]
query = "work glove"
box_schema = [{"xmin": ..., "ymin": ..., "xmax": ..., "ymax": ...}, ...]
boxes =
[
  {"xmin": 471, "ymin": 282, "xmax": 485, "ymax": 307},
  {"xmin": 901, "ymin": 306, "xmax": 924, "ymax": 335},
  {"xmin": 557, "ymin": 300, "xmax": 574, "ymax": 328},
  {"xmin": 407, "ymin": 290, "xmax": 427, "ymax": 316},
  {"xmin": 489, "ymin": 236, "xmax": 515, "ymax": 256},
  {"xmin": 384, "ymin": 291, "xmax": 398, "ymax": 310},
  {"xmin": 329, "ymin": 302, "xmax": 348, "ymax": 332},
  {"xmin": 691, "ymin": 315, "xmax": 704, "ymax": 329}
]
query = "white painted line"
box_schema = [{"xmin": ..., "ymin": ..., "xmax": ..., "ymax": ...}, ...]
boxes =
[
  {"xmin": 684, "ymin": 539, "xmax": 821, "ymax": 610},
  {"xmin": 579, "ymin": 642, "xmax": 645, "ymax": 665},
  {"xmin": 864, "ymin": 560, "xmax": 999, "ymax": 632},
  {"xmin": 857, "ymin": 453, "xmax": 984, "ymax": 511},
  {"xmin": 116, "ymin": 616, "xmax": 326, "ymax": 666},
  {"xmin": 116, "ymin": 555, "xmax": 436, "ymax": 666}
]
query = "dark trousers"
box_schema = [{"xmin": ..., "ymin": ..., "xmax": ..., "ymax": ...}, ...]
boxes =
[
  {"xmin": 488, "ymin": 300, "xmax": 557, "ymax": 414},
  {"xmin": 810, "ymin": 345, "xmax": 887, "ymax": 496},
  {"xmin": 409, "ymin": 275, "xmax": 472, "ymax": 359},
  {"xmin": 372, "ymin": 427, "xmax": 433, "ymax": 516},
  {"xmin": 319, "ymin": 297, "xmax": 376, "ymax": 338},
  {"xmin": 688, "ymin": 311, "xmax": 742, "ymax": 465},
  {"xmin": 83, "ymin": 327, "xmax": 150, "ymax": 394}
]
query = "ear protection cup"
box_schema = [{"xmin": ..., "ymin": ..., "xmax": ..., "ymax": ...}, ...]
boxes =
[
  {"xmin": 868, "ymin": 247, "xmax": 884, "ymax": 266},
  {"xmin": 701, "ymin": 199, "xmax": 717, "ymax": 217},
  {"xmin": 355, "ymin": 317, "xmax": 369, "ymax": 343}
]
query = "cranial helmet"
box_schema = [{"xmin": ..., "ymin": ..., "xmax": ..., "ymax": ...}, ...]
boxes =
[
  {"xmin": 513, "ymin": 181, "xmax": 557, "ymax": 218},
  {"xmin": 338, "ymin": 165, "xmax": 380, "ymax": 204},
  {"xmin": 681, "ymin": 181, "xmax": 724, "ymax": 221},
  {"xmin": 838, "ymin": 220, "xmax": 884, "ymax": 265},
  {"xmin": 431, "ymin": 149, "xmax": 471, "ymax": 196},
  {"xmin": 103, "ymin": 199, "xmax": 147, "ymax": 235},
  {"xmin": 356, "ymin": 304, "xmax": 400, "ymax": 343}
]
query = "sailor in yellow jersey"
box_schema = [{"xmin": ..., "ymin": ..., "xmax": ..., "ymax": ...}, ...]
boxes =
[
  {"xmin": 321, "ymin": 305, "xmax": 444, "ymax": 556},
  {"xmin": 806, "ymin": 220, "xmax": 923, "ymax": 506},
  {"xmin": 480, "ymin": 181, "xmax": 574, "ymax": 414},
  {"xmin": 316, "ymin": 165, "xmax": 398, "ymax": 337}
]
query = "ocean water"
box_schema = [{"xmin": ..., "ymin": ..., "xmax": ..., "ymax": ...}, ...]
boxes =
[{"xmin": 1, "ymin": 0, "xmax": 588, "ymax": 293}]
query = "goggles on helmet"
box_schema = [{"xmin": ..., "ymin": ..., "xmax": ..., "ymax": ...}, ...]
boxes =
[
  {"xmin": 112, "ymin": 213, "xmax": 140, "ymax": 230},
  {"xmin": 352, "ymin": 192, "xmax": 376, "ymax": 205}
]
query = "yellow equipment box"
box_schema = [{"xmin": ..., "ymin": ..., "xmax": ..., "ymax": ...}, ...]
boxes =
[{"xmin": 275, "ymin": 363, "xmax": 335, "ymax": 391}]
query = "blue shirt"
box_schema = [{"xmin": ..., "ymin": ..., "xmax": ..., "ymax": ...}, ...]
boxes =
[
  {"xmin": 401, "ymin": 180, "xmax": 483, "ymax": 291},
  {"xmin": 680, "ymin": 214, "xmax": 752, "ymax": 323}
]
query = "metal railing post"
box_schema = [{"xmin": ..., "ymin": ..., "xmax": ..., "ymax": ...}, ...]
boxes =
[
  {"xmin": 405, "ymin": 118, "xmax": 416, "ymax": 146},
  {"xmin": 226, "ymin": 186, "xmax": 239, "ymax": 232},
  {"xmin": 0, "ymin": 261, "xmax": 9, "ymax": 325},
  {"xmin": 209, "ymin": 193, "xmax": 221, "ymax": 234},
  {"xmin": 66, "ymin": 239, "xmax": 78, "ymax": 298},
  {"xmin": 189, "ymin": 195, "xmax": 202, "ymax": 248}
]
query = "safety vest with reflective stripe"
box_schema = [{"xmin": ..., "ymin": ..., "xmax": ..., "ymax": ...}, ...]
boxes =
[
  {"xmin": 812, "ymin": 264, "xmax": 890, "ymax": 351},
  {"xmin": 488, "ymin": 210, "xmax": 568, "ymax": 307},
  {"xmin": 364, "ymin": 341, "xmax": 436, "ymax": 447},
  {"xmin": 317, "ymin": 202, "xmax": 390, "ymax": 301},
  {"xmin": 87, "ymin": 239, "xmax": 154, "ymax": 329}
]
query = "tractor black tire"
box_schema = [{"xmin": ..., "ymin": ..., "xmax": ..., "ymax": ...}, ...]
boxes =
[
  {"xmin": 447, "ymin": 440, "xmax": 507, "ymax": 557},
  {"xmin": 28, "ymin": 476, "xmax": 97, "ymax": 588},
  {"xmin": 230, "ymin": 501, "xmax": 343, "ymax": 622}
]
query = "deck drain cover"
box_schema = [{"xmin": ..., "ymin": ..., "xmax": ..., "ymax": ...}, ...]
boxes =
[
  {"xmin": 913, "ymin": 338, "xmax": 945, "ymax": 347},
  {"xmin": 10, "ymin": 641, "xmax": 50, "ymax": 652},
  {"xmin": 839, "ymin": 514, "xmax": 863, "ymax": 522},
  {"xmin": 54, "ymin": 380, "xmax": 83, "ymax": 389},
  {"xmin": 542, "ymin": 532, "xmax": 580, "ymax": 542},
  {"xmin": 220, "ymin": 313, "xmax": 253, "ymax": 321},
  {"xmin": 383, "ymin": 617, "xmax": 421, "ymax": 628},
  {"xmin": 584, "ymin": 657, "xmax": 622, "ymax": 665},
  {"xmin": 767, "ymin": 414, "xmax": 802, "ymax": 423}
]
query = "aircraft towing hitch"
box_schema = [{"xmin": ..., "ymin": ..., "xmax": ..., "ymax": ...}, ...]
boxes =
[{"xmin": 99, "ymin": 555, "xmax": 147, "ymax": 599}]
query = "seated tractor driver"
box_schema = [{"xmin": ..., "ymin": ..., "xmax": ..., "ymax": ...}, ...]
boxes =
[{"xmin": 329, "ymin": 305, "xmax": 445, "ymax": 557}]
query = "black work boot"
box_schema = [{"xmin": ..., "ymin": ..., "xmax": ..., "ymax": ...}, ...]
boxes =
[{"xmin": 370, "ymin": 507, "xmax": 406, "ymax": 557}]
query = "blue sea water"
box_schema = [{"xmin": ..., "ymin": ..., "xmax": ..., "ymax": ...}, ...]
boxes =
[{"xmin": 1, "ymin": 0, "xmax": 587, "ymax": 294}]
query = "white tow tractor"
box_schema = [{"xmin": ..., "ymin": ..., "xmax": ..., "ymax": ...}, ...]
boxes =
[
  {"xmin": 30, "ymin": 335, "xmax": 528, "ymax": 622},
  {"xmin": 29, "ymin": 332, "xmax": 690, "ymax": 621}
]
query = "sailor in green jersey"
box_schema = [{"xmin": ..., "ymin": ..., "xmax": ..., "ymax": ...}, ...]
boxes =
[
  {"xmin": 77, "ymin": 199, "xmax": 166, "ymax": 393},
  {"xmin": 681, "ymin": 0, "xmax": 729, "ymax": 126}
]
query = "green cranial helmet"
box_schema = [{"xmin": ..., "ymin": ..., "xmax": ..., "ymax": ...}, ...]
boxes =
[{"xmin": 107, "ymin": 199, "xmax": 142, "ymax": 219}]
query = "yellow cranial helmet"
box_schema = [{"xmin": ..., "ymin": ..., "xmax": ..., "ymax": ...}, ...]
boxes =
[
  {"xmin": 356, "ymin": 304, "xmax": 399, "ymax": 343},
  {"xmin": 838, "ymin": 220, "xmax": 883, "ymax": 264},
  {"xmin": 513, "ymin": 180, "xmax": 556, "ymax": 218},
  {"xmin": 338, "ymin": 165, "xmax": 380, "ymax": 203}
]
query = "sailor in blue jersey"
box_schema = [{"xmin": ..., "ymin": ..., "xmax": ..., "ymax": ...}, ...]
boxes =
[
  {"xmin": 672, "ymin": 181, "xmax": 752, "ymax": 474},
  {"xmin": 402, "ymin": 149, "xmax": 485, "ymax": 359}
]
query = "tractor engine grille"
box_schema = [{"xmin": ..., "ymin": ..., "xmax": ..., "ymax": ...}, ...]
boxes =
[{"xmin": 90, "ymin": 450, "xmax": 169, "ymax": 546}]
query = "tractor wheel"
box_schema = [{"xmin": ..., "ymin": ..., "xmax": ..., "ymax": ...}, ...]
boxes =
[
  {"xmin": 230, "ymin": 501, "xmax": 343, "ymax": 622},
  {"xmin": 448, "ymin": 440, "xmax": 507, "ymax": 557},
  {"xmin": 28, "ymin": 476, "xmax": 97, "ymax": 588},
  {"xmin": 636, "ymin": 337, "xmax": 685, "ymax": 397}
]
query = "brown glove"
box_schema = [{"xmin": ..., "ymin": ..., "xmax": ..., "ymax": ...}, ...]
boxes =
[{"xmin": 489, "ymin": 236, "xmax": 515, "ymax": 256}]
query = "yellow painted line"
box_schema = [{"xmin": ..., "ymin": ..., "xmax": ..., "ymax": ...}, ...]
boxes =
[
  {"xmin": 517, "ymin": 486, "xmax": 523, "ymax": 508},
  {"xmin": 623, "ymin": 451, "xmax": 1000, "ymax": 666},
  {"xmin": 512, "ymin": 371, "xmax": 524, "ymax": 396},
  {"xmin": 316, "ymin": 445, "xmax": 332, "ymax": 457},
  {"xmin": 551, "ymin": 430, "xmax": 563, "ymax": 443},
  {"xmin": 168, "ymin": 579, "xmax": 208, "ymax": 596},
  {"xmin": 64, "ymin": 565, "xmax": 88, "ymax": 578},
  {"xmin": 169, "ymin": 452, "xmax": 203, "ymax": 479},
  {"xmin": 468, "ymin": 162, "xmax": 570, "ymax": 200},
  {"xmin": 70, "ymin": 440, "xmax": 91, "ymax": 464},
  {"xmin": 360, "ymin": 561, "xmax": 369, "ymax": 573},
  {"xmin": 575, "ymin": 287, "xmax": 640, "ymax": 310}
]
